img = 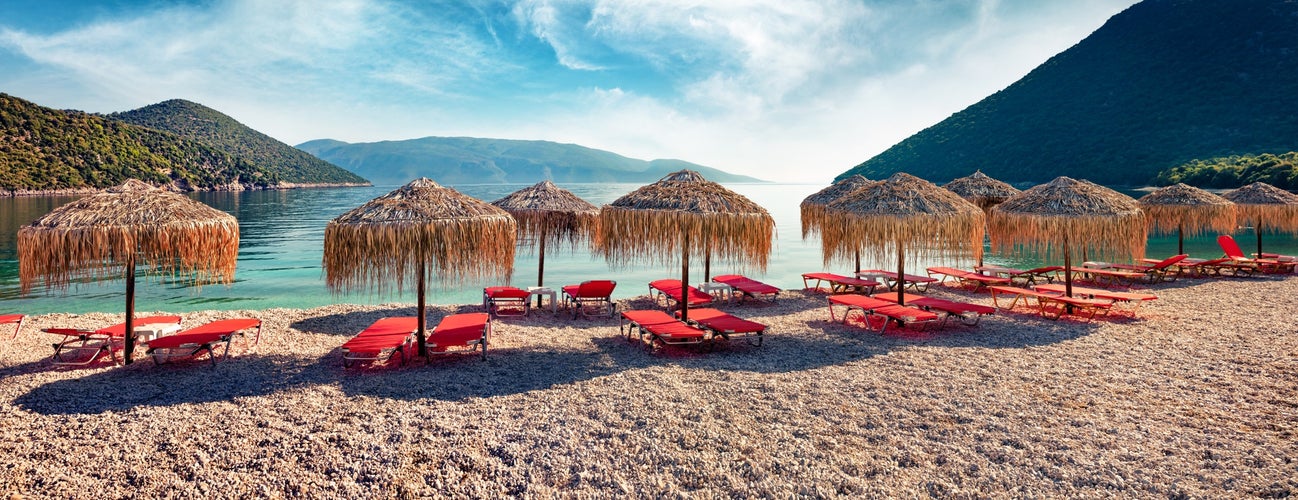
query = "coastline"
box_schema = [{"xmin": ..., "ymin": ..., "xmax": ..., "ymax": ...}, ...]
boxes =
[
  {"xmin": 2, "ymin": 274, "xmax": 1295, "ymax": 497},
  {"xmin": 0, "ymin": 182, "xmax": 372, "ymax": 197}
]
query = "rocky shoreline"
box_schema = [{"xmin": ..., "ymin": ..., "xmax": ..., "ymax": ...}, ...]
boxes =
[
  {"xmin": 1, "ymin": 181, "xmax": 371, "ymax": 197},
  {"xmin": 1, "ymin": 275, "xmax": 1295, "ymax": 497}
]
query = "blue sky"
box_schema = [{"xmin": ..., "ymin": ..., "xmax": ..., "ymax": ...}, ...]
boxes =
[{"xmin": 0, "ymin": 0, "xmax": 1138, "ymax": 183}]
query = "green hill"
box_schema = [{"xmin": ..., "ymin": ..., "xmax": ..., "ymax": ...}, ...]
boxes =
[
  {"xmin": 297, "ymin": 136, "xmax": 766, "ymax": 185},
  {"xmin": 1, "ymin": 93, "xmax": 272, "ymax": 192},
  {"xmin": 109, "ymin": 99, "xmax": 368, "ymax": 185},
  {"xmin": 840, "ymin": 0, "xmax": 1298, "ymax": 186}
]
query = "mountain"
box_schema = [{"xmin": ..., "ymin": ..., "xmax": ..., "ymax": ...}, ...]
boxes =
[
  {"xmin": 297, "ymin": 136, "xmax": 766, "ymax": 185},
  {"xmin": 1, "ymin": 93, "xmax": 272, "ymax": 193},
  {"xmin": 109, "ymin": 99, "xmax": 368, "ymax": 186},
  {"xmin": 840, "ymin": 0, "xmax": 1298, "ymax": 186}
]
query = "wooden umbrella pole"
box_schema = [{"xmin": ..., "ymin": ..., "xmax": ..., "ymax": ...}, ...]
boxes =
[
  {"xmin": 704, "ymin": 245, "xmax": 711, "ymax": 282},
  {"xmin": 1257, "ymin": 220, "xmax": 1264, "ymax": 257},
  {"xmin": 416, "ymin": 260, "xmax": 427, "ymax": 358},
  {"xmin": 896, "ymin": 239, "xmax": 905, "ymax": 306},
  {"xmin": 537, "ymin": 225, "xmax": 547, "ymax": 308},
  {"xmin": 1064, "ymin": 233, "xmax": 1075, "ymax": 314},
  {"xmin": 681, "ymin": 230, "xmax": 691, "ymax": 323},
  {"xmin": 854, "ymin": 249, "xmax": 861, "ymax": 274},
  {"xmin": 123, "ymin": 257, "xmax": 136, "ymax": 365},
  {"xmin": 1178, "ymin": 222, "xmax": 1185, "ymax": 255}
]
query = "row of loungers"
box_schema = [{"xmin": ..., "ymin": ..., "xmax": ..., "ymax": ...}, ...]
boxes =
[
  {"xmin": 826, "ymin": 294, "xmax": 996, "ymax": 334},
  {"xmin": 35, "ymin": 316, "xmax": 263, "ymax": 367},
  {"xmin": 340, "ymin": 313, "xmax": 492, "ymax": 368},
  {"xmin": 620, "ymin": 308, "xmax": 767, "ymax": 351}
]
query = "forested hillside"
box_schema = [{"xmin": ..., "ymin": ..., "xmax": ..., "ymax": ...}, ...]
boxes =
[
  {"xmin": 109, "ymin": 99, "xmax": 367, "ymax": 185},
  {"xmin": 1156, "ymin": 152, "xmax": 1298, "ymax": 189},
  {"xmin": 841, "ymin": 0, "xmax": 1298, "ymax": 186},
  {"xmin": 1, "ymin": 93, "xmax": 271, "ymax": 192}
]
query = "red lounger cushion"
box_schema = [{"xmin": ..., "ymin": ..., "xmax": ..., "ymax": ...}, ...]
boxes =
[
  {"xmin": 649, "ymin": 279, "xmax": 713, "ymax": 306},
  {"xmin": 45, "ymin": 315, "xmax": 183, "ymax": 338},
  {"xmin": 146, "ymin": 318, "xmax": 262, "ymax": 350},
  {"xmin": 429, "ymin": 313, "xmax": 490, "ymax": 349},
  {"xmin": 484, "ymin": 286, "xmax": 530, "ymax": 299},
  {"xmin": 1, "ymin": 314, "xmax": 23, "ymax": 324},
  {"xmin": 680, "ymin": 308, "xmax": 766, "ymax": 334},
  {"xmin": 712, "ymin": 275, "xmax": 780, "ymax": 295},
  {"xmin": 622, "ymin": 310, "xmax": 707, "ymax": 339},
  {"xmin": 341, "ymin": 317, "xmax": 417, "ymax": 353}
]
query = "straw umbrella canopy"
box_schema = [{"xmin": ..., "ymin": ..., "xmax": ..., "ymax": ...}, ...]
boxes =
[
  {"xmin": 821, "ymin": 172, "xmax": 985, "ymax": 305},
  {"xmin": 17, "ymin": 179, "xmax": 239, "ymax": 364},
  {"xmin": 492, "ymin": 180, "xmax": 599, "ymax": 291},
  {"xmin": 800, "ymin": 175, "xmax": 876, "ymax": 271},
  {"xmin": 597, "ymin": 170, "xmax": 774, "ymax": 322},
  {"xmin": 989, "ymin": 176, "xmax": 1145, "ymax": 299},
  {"xmin": 324, "ymin": 178, "xmax": 516, "ymax": 355},
  {"xmin": 943, "ymin": 170, "xmax": 1021, "ymax": 266},
  {"xmin": 1220, "ymin": 182, "xmax": 1298, "ymax": 257},
  {"xmin": 1137, "ymin": 183, "xmax": 1237, "ymax": 255}
]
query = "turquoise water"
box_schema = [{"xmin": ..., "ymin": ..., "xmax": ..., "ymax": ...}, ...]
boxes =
[{"xmin": 1, "ymin": 183, "xmax": 1294, "ymax": 315}]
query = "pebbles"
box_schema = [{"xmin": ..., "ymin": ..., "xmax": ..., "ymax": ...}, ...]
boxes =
[{"xmin": 1, "ymin": 276, "xmax": 1296, "ymax": 497}]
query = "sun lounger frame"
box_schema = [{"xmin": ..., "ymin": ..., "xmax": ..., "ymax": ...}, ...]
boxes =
[
  {"xmin": 425, "ymin": 313, "xmax": 492, "ymax": 360},
  {"xmin": 340, "ymin": 317, "xmax": 418, "ymax": 368},
  {"xmin": 145, "ymin": 318, "xmax": 263, "ymax": 367},
  {"xmin": 675, "ymin": 307, "xmax": 766, "ymax": 347},
  {"xmin": 44, "ymin": 315, "xmax": 183, "ymax": 366},
  {"xmin": 620, "ymin": 310, "xmax": 709, "ymax": 352}
]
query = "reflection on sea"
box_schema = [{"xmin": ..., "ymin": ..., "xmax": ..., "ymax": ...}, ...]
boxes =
[{"xmin": 1, "ymin": 183, "xmax": 1294, "ymax": 315}]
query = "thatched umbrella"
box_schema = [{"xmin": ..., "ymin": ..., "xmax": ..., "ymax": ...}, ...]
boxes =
[
  {"xmin": 800, "ymin": 175, "xmax": 876, "ymax": 271},
  {"xmin": 990, "ymin": 177, "xmax": 1145, "ymax": 300},
  {"xmin": 324, "ymin": 178, "xmax": 516, "ymax": 355},
  {"xmin": 1221, "ymin": 182, "xmax": 1298, "ymax": 257},
  {"xmin": 943, "ymin": 170, "xmax": 1021, "ymax": 266},
  {"xmin": 492, "ymin": 180, "xmax": 598, "ymax": 293},
  {"xmin": 943, "ymin": 170, "xmax": 1021, "ymax": 211},
  {"xmin": 597, "ymin": 170, "xmax": 773, "ymax": 322},
  {"xmin": 18, "ymin": 179, "xmax": 239, "ymax": 364},
  {"xmin": 821, "ymin": 172, "xmax": 985, "ymax": 305},
  {"xmin": 1137, "ymin": 183, "xmax": 1237, "ymax": 255}
]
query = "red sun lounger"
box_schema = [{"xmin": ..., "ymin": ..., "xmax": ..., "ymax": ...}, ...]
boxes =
[
  {"xmin": 2, "ymin": 314, "xmax": 23, "ymax": 341},
  {"xmin": 621, "ymin": 310, "xmax": 708, "ymax": 351},
  {"xmin": 826, "ymin": 294, "xmax": 940, "ymax": 334},
  {"xmin": 1094, "ymin": 254, "xmax": 1187, "ymax": 283},
  {"xmin": 339, "ymin": 317, "xmax": 418, "ymax": 368},
  {"xmin": 561, "ymin": 280, "xmax": 618, "ymax": 318},
  {"xmin": 711, "ymin": 275, "xmax": 780, "ymax": 302},
  {"xmin": 872, "ymin": 293, "xmax": 996, "ymax": 326},
  {"xmin": 925, "ymin": 266, "xmax": 1011, "ymax": 291},
  {"xmin": 1034, "ymin": 284, "xmax": 1156, "ymax": 317},
  {"xmin": 145, "ymin": 318, "xmax": 263, "ymax": 366},
  {"xmin": 855, "ymin": 269, "xmax": 939, "ymax": 292},
  {"xmin": 800, "ymin": 273, "xmax": 881, "ymax": 294},
  {"xmin": 987, "ymin": 285, "xmax": 1113, "ymax": 322},
  {"xmin": 974, "ymin": 265, "xmax": 1063, "ymax": 285},
  {"xmin": 426, "ymin": 313, "xmax": 492, "ymax": 359},
  {"xmin": 648, "ymin": 279, "xmax": 713, "ymax": 310},
  {"xmin": 676, "ymin": 307, "xmax": 767, "ymax": 346},
  {"xmin": 1219, "ymin": 234, "xmax": 1295, "ymax": 274},
  {"xmin": 43, "ymin": 315, "xmax": 183, "ymax": 366},
  {"xmin": 483, "ymin": 286, "xmax": 532, "ymax": 318}
]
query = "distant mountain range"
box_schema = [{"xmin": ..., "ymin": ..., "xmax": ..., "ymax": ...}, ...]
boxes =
[
  {"xmin": 0, "ymin": 94, "xmax": 367, "ymax": 194},
  {"xmin": 297, "ymin": 137, "xmax": 766, "ymax": 185},
  {"xmin": 840, "ymin": 0, "xmax": 1298, "ymax": 186}
]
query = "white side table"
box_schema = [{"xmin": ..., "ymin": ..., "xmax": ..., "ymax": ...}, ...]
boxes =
[
  {"xmin": 527, "ymin": 287, "xmax": 558, "ymax": 313},
  {"xmin": 697, "ymin": 282, "xmax": 733, "ymax": 304},
  {"xmin": 135, "ymin": 323, "xmax": 181, "ymax": 343}
]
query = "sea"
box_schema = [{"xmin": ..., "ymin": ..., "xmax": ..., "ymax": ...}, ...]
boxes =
[{"xmin": 1, "ymin": 183, "xmax": 1294, "ymax": 315}]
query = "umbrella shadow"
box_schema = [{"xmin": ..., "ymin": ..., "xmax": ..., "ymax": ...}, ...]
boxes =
[{"xmin": 13, "ymin": 353, "xmax": 330, "ymax": 415}]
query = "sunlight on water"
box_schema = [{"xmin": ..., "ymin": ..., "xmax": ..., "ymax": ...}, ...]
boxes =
[{"xmin": 1, "ymin": 184, "xmax": 1294, "ymax": 315}]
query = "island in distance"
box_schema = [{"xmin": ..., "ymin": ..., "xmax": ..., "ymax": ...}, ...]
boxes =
[{"xmin": 298, "ymin": 136, "xmax": 767, "ymax": 185}]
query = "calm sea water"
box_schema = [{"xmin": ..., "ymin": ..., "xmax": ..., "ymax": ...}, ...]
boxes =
[{"xmin": 1, "ymin": 183, "xmax": 1294, "ymax": 315}]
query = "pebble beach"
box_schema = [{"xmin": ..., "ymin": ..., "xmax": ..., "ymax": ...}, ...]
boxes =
[{"xmin": 1, "ymin": 274, "xmax": 1295, "ymax": 498}]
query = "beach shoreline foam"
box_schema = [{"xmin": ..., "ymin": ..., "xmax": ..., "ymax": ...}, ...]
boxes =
[{"xmin": 2, "ymin": 275, "xmax": 1295, "ymax": 497}]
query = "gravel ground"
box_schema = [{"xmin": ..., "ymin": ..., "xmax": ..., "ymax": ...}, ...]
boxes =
[{"xmin": 1, "ymin": 274, "xmax": 1295, "ymax": 498}]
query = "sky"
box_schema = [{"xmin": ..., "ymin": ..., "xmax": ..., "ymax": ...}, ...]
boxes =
[{"xmin": 0, "ymin": 0, "xmax": 1139, "ymax": 183}]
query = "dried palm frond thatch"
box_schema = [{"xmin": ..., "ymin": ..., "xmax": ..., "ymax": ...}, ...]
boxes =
[
  {"xmin": 1221, "ymin": 181, "xmax": 1298, "ymax": 256},
  {"xmin": 820, "ymin": 172, "xmax": 984, "ymax": 304},
  {"xmin": 17, "ymin": 179, "xmax": 240, "ymax": 363},
  {"xmin": 943, "ymin": 170, "xmax": 1021, "ymax": 211},
  {"xmin": 596, "ymin": 170, "xmax": 774, "ymax": 321},
  {"xmin": 492, "ymin": 180, "xmax": 599, "ymax": 288},
  {"xmin": 990, "ymin": 176, "xmax": 1145, "ymax": 297},
  {"xmin": 1137, "ymin": 183, "xmax": 1236, "ymax": 254},
  {"xmin": 800, "ymin": 175, "xmax": 876, "ymax": 239},
  {"xmin": 324, "ymin": 178, "xmax": 516, "ymax": 354},
  {"xmin": 492, "ymin": 180, "xmax": 598, "ymax": 251}
]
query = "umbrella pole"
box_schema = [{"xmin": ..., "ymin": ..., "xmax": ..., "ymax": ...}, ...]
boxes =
[
  {"xmin": 416, "ymin": 260, "xmax": 427, "ymax": 358},
  {"xmin": 537, "ymin": 226, "xmax": 547, "ymax": 308},
  {"xmin": 123, "ymin": 257, "xmax": 136, "ymax": 365},
  {"xmin": 1064, "ymin": 233, "xmax": 1074, "ymax": 313},
  {"xmin": 1256, "ymin": 221, "xmax": 1264, "ymax": 257},
  {"xmin": 896, "ymin": 240, "xmax": 905, "ymax": 306},
  {"xmin": 704, "ymin": 246, "xmax": 711, "ymax": 282},
  {"xmin": 681, "ymin": 231, "xmax": 690, "ymax": 323},
  {"xmin": 854, "ymin": 249, "xmax": 861, "ymax": 274},
  {"xmin": 1177, "ymin": 223, "xmax": 1184, "ymax": 255}
]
